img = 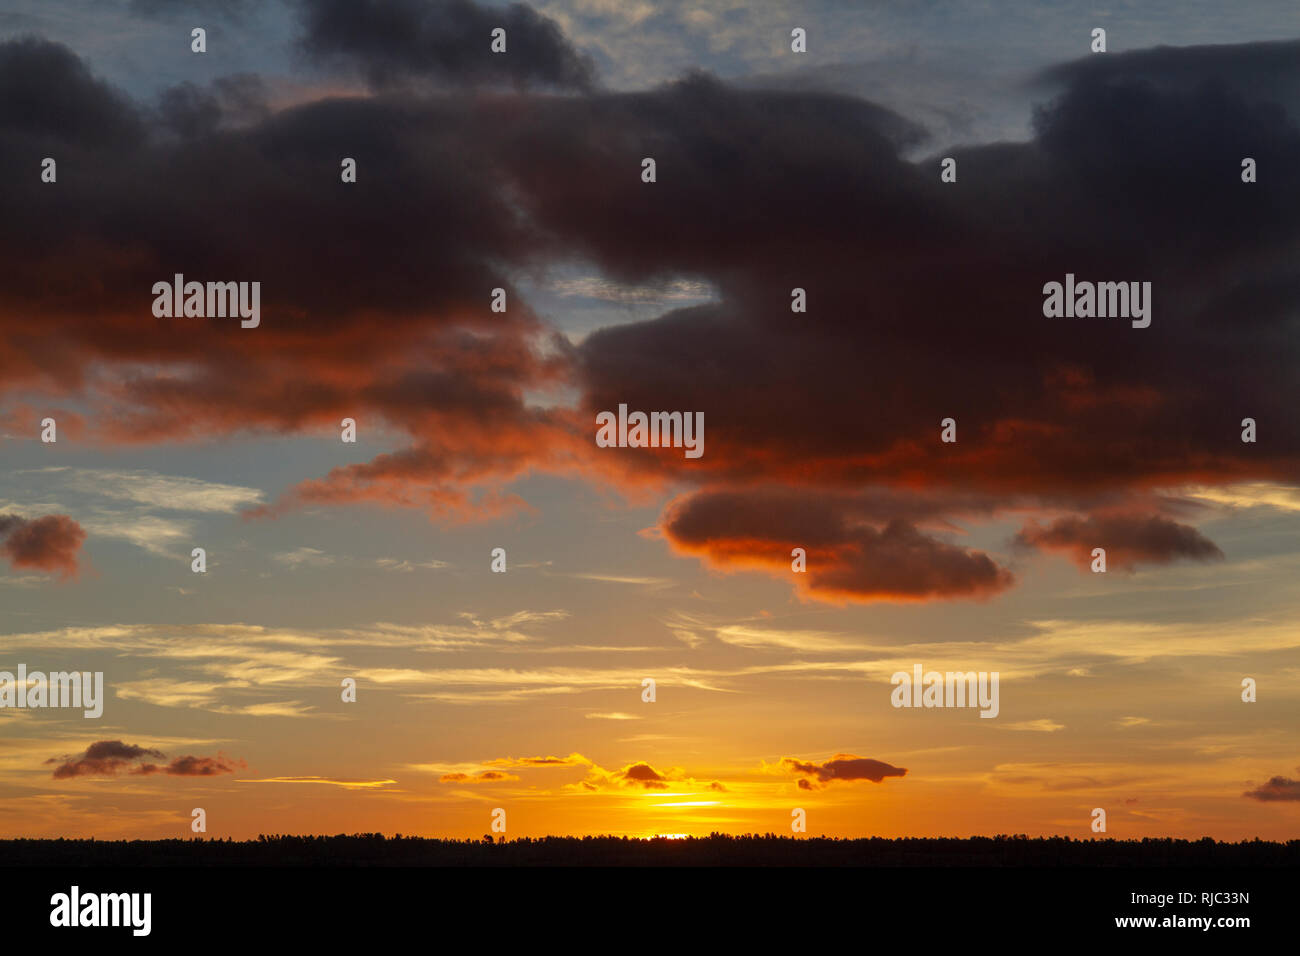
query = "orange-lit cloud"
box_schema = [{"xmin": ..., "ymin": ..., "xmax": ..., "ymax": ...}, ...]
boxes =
[
  {"xmin": 0, "ymin": 513, "xmax": 86, "ymax": 578},
  {"xmin": 3, "ymin": 35, "xmax": 1298, "ymax": 605}
]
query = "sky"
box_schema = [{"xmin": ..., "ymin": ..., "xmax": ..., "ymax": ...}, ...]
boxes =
[{"xmin": 1, "ymin": 0, "xmax": 1299, "ymax": 843}]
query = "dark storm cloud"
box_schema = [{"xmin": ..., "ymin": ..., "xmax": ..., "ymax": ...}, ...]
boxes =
[
  {"xmin": 1, "ymin": 33, "xmax": 1298, "ymax": 600},
  {"xmin": 130, "ymin": 0, "xmax": 257, "ymax": 17},
  {"xmin": 0, "ymin": 36, "xmax": 141, "ymax": 147},
  {"xmin": 0, "ymin": 37, "xmax": 580, "ymax": 526},
  {"xmin": 294, "ymin": 0, "xmax": 596, "ymax": 91},
  {"xmin": 155, "ymin": 74, "xmax": 270, "ymax": 138},
  {"xmin": 564, "ymin": 69, "xmax": 1300, "ymax": 492},
  {"xmin": 1037, "ymin": 38, "xmax": 1300, "ymax": 112},
  {"xmin": 553, "ymin": 59, "xmax": 1300, "ymax": 596}
]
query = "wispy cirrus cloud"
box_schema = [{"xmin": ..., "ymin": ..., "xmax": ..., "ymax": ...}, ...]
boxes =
[
  {"xmin": 29, "ymin": 467, "xmax": 264, "ymax": 512},
  {"xmin": 239, "ymin": 776, "xmax": 398, "ymax": 789},
  {"xmin": 2, "ymin": 468, "xmax": 265, "ymax": 560},
  {"xmin": 1002, "ymin": 719, "xmax": 1065, "ymax": 733},
  {"xmin": 272, "ymin": 548, "xmax": 452, "ymax": 572}
]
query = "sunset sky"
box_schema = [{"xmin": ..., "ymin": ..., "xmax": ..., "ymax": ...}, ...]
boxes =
[{"xmin": 2, "ymin": 0, "xmax": 1299, "ymax": 843}]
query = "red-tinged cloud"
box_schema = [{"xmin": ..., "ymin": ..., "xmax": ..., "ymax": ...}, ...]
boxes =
[
  {"xmin": 662, "ymin": 489, "xmax": 1015, "ymax": 601},
  {"xmin": 3, "ymin": 34, "xmax": 1299, "ymax": 601},
  {"xmin": 46, "ymin": 740, "xmax": 243, "ymax": 778},
  {"xmin": 1243, "ymin": 775, "xmax": 1300, "ymax": 802},
  {"xmin": 0, "ymin": 514, "xmax": 86, "ymax": 578},
  {"xmin": 243, "ymin": 414, "xmax": 663, "ymax": 524},
  {"xmin": 781, "ymin": 754, "xmax": 908, "ymax": 791},
  {"xmin": 1015, "ymin": 513, "xmax": 1225, "ymax": 571}
]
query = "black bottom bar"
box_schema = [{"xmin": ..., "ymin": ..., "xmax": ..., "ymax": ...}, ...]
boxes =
[{"xmin": 3, "ymin": 864, "xmax": 1283, "ymax": 941}]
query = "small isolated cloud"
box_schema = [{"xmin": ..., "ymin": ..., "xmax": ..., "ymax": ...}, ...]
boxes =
[
  {"xmin": 45, "ymin": 740, "xmax": 244, "ymax": 779},
  {"xmin": 1243, "ymin": 775, "xmax": 1300, "ymax": 802},
  {"xmin": 619, "ymin": 762, "xmax": 669, "ymax": 789},
  {"xmin": 585, "ymin": 711, "xmax": 639, "ymax": 720},
  {"xmin": 779, "ymin": 753, "xmax": 908, "ymax": 791},
  {"xmin": 571, "ymin": 759, "xmax": 686, "ymax": 792},
  {"xmin": 0, "ymin": 513, "xmax": 86, "ymax": 578}
]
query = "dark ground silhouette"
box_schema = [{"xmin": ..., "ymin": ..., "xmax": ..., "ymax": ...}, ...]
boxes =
[{"xmin": 1, "ymin": 833, "xmax": 1296, "ymax": 866}]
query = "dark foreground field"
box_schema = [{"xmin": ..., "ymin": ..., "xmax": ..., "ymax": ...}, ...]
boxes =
[{"xmin": 2, "ymin": 833, "xmax": 1296, "ymax": 866}]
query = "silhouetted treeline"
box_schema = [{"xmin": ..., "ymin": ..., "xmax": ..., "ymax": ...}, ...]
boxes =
[{"xmin": 1, "ymin": 832, "xmax": 1296, "ymax": 866}]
